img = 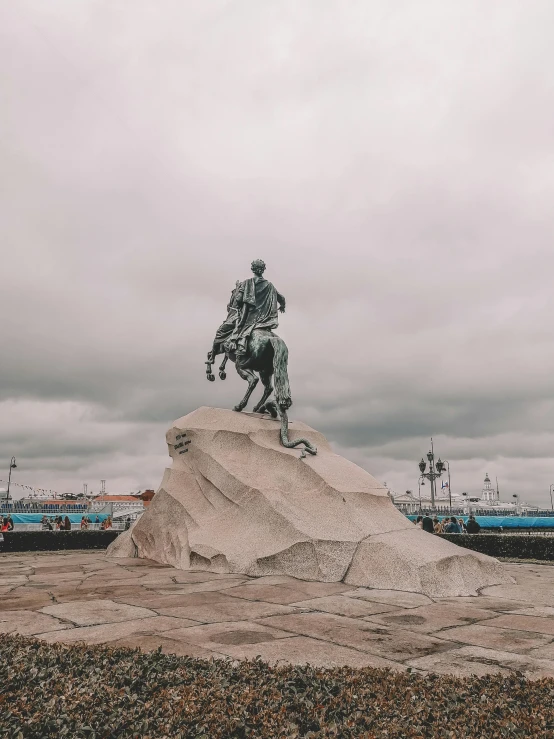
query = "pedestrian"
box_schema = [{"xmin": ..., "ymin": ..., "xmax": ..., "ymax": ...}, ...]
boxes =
[
  {"xmin": 124, "ymin": 517, "xmax": 131, "ymax": 530},
  {"xmin": 64, "ymin": 515, "xmax": 71, "ymax": 531},
  {"xmin": 1, "ymin": 517, "xmax": 8, "ymax": 532},
  {"xmin": 95, "ymin": 515, "xmax": 100, "ymax": 524},
  {"xmin": 458, "ymin": 518, "xmax": 467, "ymax": 533},
  {"xmin": 422, "ymin": 514, "xmax": 434, "ymax": 533},
  {"xmin": 6, "ymin": 515, "xmax": 14, "ymax": 531},
  {"xmin": 466, "ymin": 515, "xmax": 481, "ymax": 534},
  {"xmin": 415, "ymin": 515, "xmax": 423, "ymax": 529},
  {"xmin": 432, "ymin": 516, "xmax": 441, "ymax": 533},
  {"xmin": 444, "ymin": 516, "xmax": 461, "ymax": 533}
]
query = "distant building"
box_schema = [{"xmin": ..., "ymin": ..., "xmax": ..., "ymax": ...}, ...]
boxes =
[
  {"xmin": 481, "ymin": 473, "xmax": 499, "ymax": 504},
  {"xmin": 393, "ymin": 472, "xmax": 538, "ymax": 514}
]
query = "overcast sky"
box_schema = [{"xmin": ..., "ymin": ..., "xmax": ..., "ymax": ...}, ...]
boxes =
[{"xmin": 2, "ymin": 1, "xmax": 554, "ymax": 505}]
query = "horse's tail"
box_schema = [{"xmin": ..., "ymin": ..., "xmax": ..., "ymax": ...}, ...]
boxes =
[
  {"xmin": 268, "ymin": 335, "xmax": 317, "ymax": 455},
  {"xmin": 269, "ymin": 336, "xmax": 292, "ymax": 409}
]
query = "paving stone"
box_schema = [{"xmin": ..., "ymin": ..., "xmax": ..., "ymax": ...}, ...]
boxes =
[
  {"xmin": 28, "ymin": 579, "xmax": 85, "ymax": 592},
  {"xmin": 0, "ymin": 576, "xmax": 29, "ymax": 586},
  {"xmin": 163, "ymin": 620, "xmax": 297, "ymax": 650},
  {"xmin": 141, "ymin": 578, "xmax": 248, "ymax": 595},
  {"xmin": 32, "ymin": 565, "xmax": 85, "ymax": 575},
  {"xmin": 407, "ymin": 645, "xmax": 554, "ymax": 679},
  {"xmin": 436, "ymin": 623, "xmax": 553, "ymax": 653},
  {"xmin": 481, "ymin": 614, "xmax": 554, "ymax": 636},
  {"xmin": 80, "ymin": 570, "xmax": 144, "ymax": 584},
  {"xmin": 508, "ymin": 606, "xmax": 554, "ymax": 618},
  {"xmin": 0, "ymin": 565, "xmax": 34, "ymax": 575},
  {"xmin": 243, "ymin": 575, "xmax": 303, "ymax": 586},
  {"xmin": 0, "ymin": 590, "xmax": 54, "ymax": 611},
  {"xmin": 81, "ymin": 561, "xmax": 125, "ymax": 571},
  {"xmin": 81, "ymin": 578, "xmax": 155, "ymax": 588},
  {"xmin": 51, "ymin": 585, "xmax": 152, "ymax": 602},
  {"xmin": 103, "ymin": 557, "xmax": 170, "ymax": 567},
  {"xmin": 365, "ymin": 603, "xmax": 496, "ymax": 633},
  {"xmin": 289, "ymin": 595, "xmax": 401, "ymax": 618},
  {"xmin": 28, "ymin": 572, "xmax": 86, "ymax": 584},
  {"xmin": 433, "ymin": 596, "xmax": 530, "ymax": 612},
  {"xmin": 481, "ymin": 584, "xmax": 554, "ymax": 607},
  {"xmin": 284, "ymin": 581, "xmax": 354, "ymax": 598},
  {"xmin": 40, "ymin": 599, "xmax": 158, "ymax": 626},
  {"xmin": 157, "ymin": 600, "xmax": 300, "ymax": 623},
  {"xmin": 527, "ymin": 642, "xmax": 554, "ymax": 660},
  {"xmin": 114, "ymin": 590, "xmax": 237, "ymax": 610},
  {"xmin": 205, "ymin": 583, "xmax": 306, "ymax": 604},
  {"xmin": 171, "ymin": 570, "xmax": 252, "ymax": 583},
  {"xmin": 341, "ymin": 589, "xmax": 433, "ymax": 609},
  {"xmin": 256, "ymin": 612, "xmax": 456, "ymax": 662},
  {"xmin": 195, "ymin": 634, "xmax": 405, "ymax": 669},
  {"xmin": 0, "ymin": 609, "xmax": 70, "ymax": 636},
  {"xmin": 36, "ymin": 616, "xmax": 201, "ymax": 644}
]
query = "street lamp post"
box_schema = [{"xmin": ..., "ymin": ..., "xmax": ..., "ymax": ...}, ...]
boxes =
[
  {"xmin": 443, "ymin": 460, "xmax": 452, "ymax": 512},
  {"xmin": 418, "ymin": 439, "xmax": 446, "ymax": 509},
  {"xmin": 549, "ymin": 484, "xmax": 554, "ymax": 513},
  {"xmin": 6, "ymin": 457, "xmax": 17, "ymax": 508}
]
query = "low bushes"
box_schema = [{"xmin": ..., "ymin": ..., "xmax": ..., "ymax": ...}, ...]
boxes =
[
  {"xmin": 0, "ymin": 530, "xmax": 119, "ymax": 553},
  {"xmin": 2, "ymin": 634, "xmax": 553, "ymax": 738},
  {"xmin": 439, "ymin": 533, "xmax": 554, "ymax": 560}
]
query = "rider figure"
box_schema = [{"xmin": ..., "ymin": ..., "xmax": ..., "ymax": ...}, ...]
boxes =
[{"xmin": 227, "ymin": 259, "xmax": 286, "ymax": 357}]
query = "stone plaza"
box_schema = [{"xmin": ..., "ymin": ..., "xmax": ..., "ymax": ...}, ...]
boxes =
[{"xmin": 3, "ymin": 549, "xmax": 554, "ymax": 678}]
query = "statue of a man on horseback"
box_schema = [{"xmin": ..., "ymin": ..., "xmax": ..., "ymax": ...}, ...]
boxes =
[{"xmin": 205, "ymin": 260, "xmax": 317, "ymax": 455}]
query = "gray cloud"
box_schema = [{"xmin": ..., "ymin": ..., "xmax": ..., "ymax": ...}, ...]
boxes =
[{"xmin": 1, "ymin": 0, "xmax": 554, "ymax": 505}]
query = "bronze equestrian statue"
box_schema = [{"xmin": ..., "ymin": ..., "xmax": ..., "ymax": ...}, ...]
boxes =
[{"xmin": 205, "ymin": 260, "xmax": 317, "ymax": 455}]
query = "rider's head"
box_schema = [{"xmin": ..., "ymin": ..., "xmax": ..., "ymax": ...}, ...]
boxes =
[{"xmin": 251, "ymin": 259, "xmax": 266, "ymax": 276}]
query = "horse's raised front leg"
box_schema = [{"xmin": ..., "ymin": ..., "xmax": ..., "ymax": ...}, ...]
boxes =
[
  {"xmin": 253, "ymin": 368, "xmax": 273, "ymax": 414},
  {"xmin": 233, "ymin": 365, "xmax": 258, "ymax": 412},
  {"xmin": 205, "ymin": 350, "xmax": 216, "ymax": 382},
  {"xmin": 218, "ymin": 355, "xmax": 228, "ymax": 380}
]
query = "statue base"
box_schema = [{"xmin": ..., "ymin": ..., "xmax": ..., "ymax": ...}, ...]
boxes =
[{"xmin": 108, "ymin": 407, "xmax": 512, "ymax": 597}]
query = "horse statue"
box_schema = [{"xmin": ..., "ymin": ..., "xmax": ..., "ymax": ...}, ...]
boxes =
[{"xmin": 205, "ymin": 260, "xmax": 317, "ymax": 456}]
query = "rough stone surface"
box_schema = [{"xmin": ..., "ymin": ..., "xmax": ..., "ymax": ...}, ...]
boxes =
[{"xmin": 108, "ymin": 407, "xmax": 511, "ymax": 597}]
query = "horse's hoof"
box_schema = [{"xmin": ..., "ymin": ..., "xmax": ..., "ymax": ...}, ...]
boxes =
[
  {"xmin": 233, "ymin": 405, "xmax": 243, "ymax": 412},
  {"xmin": 208, "ymin": 374, "xmax": 215, "ymax": 382},
  {"xmin": 219, "ymin": 371, "xmax": 226, "ymax": 380}
]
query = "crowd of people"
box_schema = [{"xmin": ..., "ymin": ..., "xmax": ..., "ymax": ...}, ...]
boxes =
[
  {"xmin": 79, "ymin": 515, "xmax": 101, "ymax": 529},
  {"xmin": 415, "ymin": 514, "xmax": 481, "ymax": 534},
  {"xmin": 40, "ymin": 515, "xmax": 73, "ymax": 530},
  {"xmin": 1, "ymin": 515, "xmax": 14, "ymax": 532},
  {"xmin": 2, "ymin": 514, "xmax": 118, "ymax": 532}
]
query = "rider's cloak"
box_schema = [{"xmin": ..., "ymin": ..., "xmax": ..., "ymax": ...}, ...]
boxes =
[{"xmin": 233, "ymin": 276, "xmax": 285, "ymax": 342}]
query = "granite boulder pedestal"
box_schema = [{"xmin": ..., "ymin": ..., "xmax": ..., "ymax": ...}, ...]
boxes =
[{"xmin": 108, "ymin": 407, "xmax": 512, "ymax": 597}]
